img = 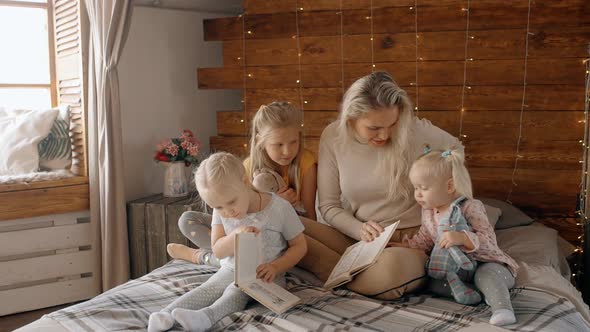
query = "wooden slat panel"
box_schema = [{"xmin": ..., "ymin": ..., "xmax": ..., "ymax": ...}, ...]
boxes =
[
  {"xmin": 0, "ymin": 277, "xmax": 97, "ymax": 316},
  {"xmin": 0, "ymin": 222, "xmax": 91, "ymax": 256},
  {"xmin": 0, "ymin": 184, "xmax": 89, "ymax": 221},
  {"xmin": 223, "ymin": 27, "xmax": 590, "ymax": 66},
  {"xmin": 56, "ymin": 53, "xmax": 80, "ymax": 80},
  {"xmin": 54, "ymin": 0, "xmax": 76, "ymax": 13},
  {"xmin": 198, "ymin": 59, "xmax": 585, "ymax": 89},
  {"xmin": 216, "ymin": 110, "xmax": 586, "ymax": 142},
  {"xmin": 0, "ymin": 250, "xmax": 94, "ymax": 286},
  {"xmin": 206, "ymin": 0, "xmax": 590, "ymax": 41},
  {"xmin": 210, "ymin": 133, "xmax": 581, "ymax": 170},
  {"xmin": 243, "ymin": 0, "xmax": 453, "ymax": 14},
  {"xmin": 237, "ymin": 85, "xmax": 585, "ymax": 112}
]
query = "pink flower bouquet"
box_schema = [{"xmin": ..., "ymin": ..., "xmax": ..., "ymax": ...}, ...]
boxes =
[{"xmin": 154, "ymin": 129, "xmax": 201, "ymax": 166}]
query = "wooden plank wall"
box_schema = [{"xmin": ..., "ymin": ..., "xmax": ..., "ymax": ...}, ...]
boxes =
[{"xmin": 197, "ymin": 0, "xmax": 590, "ymax": 242}]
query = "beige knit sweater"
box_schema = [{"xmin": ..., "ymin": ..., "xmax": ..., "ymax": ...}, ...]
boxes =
[{"xmin": 317, "ymin": 117, "xmax": 463, "ymax": 240}]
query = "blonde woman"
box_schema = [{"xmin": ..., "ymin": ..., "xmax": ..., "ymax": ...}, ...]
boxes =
[{"xmin": 297, "ymin": 71, "xmax": 464, "ymax": 299}]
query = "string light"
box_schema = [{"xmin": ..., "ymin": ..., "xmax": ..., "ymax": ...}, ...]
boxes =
[
  {"xmin": 294, "ymin": 1, "xmax": 305, "ymax": 131},
  {"xmin": 240, "ymin": 12, "xmax": 248, "ymax": 150},
  {"xmin": 339, "ymin": 1, "xmax": 344, "ymax": 94},
  {"xmin": 506, "ymin": 0, "xmax": 532, "ymax": 203},
  {"xmin": 413, "ymin": 1, "xmax": 418, "ymax": 114},
  {"xmin": 458, "ymin": 0, "xmax": 471, "ymax": 140},
  {"xmin": 369, "ymin": 0, "xmax": 375, "ymax": 72}
]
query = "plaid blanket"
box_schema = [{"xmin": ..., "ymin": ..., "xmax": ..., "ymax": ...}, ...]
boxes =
[{"xmin": 47, "ymin": 260, "xmax": 590, "ymax": 332}]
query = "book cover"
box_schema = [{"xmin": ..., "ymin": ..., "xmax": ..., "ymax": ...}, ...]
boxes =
[{"xmin": 235, "ymin": 232, "xmax": 301, "ymax": 314}]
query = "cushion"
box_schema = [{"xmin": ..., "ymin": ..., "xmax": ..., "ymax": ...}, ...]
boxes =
[
  {"xmin": 38, "ymin": 105, "xmax": 72, "ymax": 170},
  {"xmin": 479, "ymin": 197, "xmax": 534, "ymax": 229},
  {"xmin": 0, "ymin": 107, "xmax": 58, "ymax": 175},
  {"xmin": 496, "ymin": 222, "xmax": 560, "ymax": 273},
  {"xmin": 483, "ymin": 203, "xmax": 502, "ymax": 228}
]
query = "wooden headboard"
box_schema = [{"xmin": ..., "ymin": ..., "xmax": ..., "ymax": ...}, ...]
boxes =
[{"xmin": 197, "ymin": 0, "xmax": 590, "ymax": 243}]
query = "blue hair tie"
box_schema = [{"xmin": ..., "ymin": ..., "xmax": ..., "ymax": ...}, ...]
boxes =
[
  {"xmin": 422, "ymin": 145, "xmax": 432, "ymax": 155},
  {"xmin": 441, "ymin": 149, "xmax": 452, "ymax": 158}
]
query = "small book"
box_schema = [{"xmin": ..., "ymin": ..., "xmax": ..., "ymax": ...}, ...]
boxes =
[
  {"xmin": 234, "ymin": 232, "xmax": 301, "ymax": 314},
  {"xmin": 323, "ymin": 220, "xmax": 400, "ymax": 290}
]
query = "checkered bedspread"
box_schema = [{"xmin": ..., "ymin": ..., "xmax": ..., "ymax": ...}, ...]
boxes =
[{"xmin": 47, "ymin": 260, "xmax": 590, "ymax": 331}]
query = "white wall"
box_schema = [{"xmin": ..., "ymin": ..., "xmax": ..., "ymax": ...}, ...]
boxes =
[{"xmin": 119, "ymin": 7, "xmax": 240, "ymax": 201}]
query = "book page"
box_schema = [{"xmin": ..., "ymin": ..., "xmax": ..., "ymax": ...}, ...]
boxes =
[
  {"xmin": 350, "ymin": 222, "xmax": 399, "ymax": 273},
  {"xmin": 324, "ymin": 242, "xmax": 362, "ymax": 284},
  {"xmin": 235, "ymin": 232, "xmax": 261, "ymax": 285}
]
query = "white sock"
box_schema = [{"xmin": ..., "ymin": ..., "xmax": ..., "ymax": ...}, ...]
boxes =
[
  {"xmin": 489, "ymin": 309, "xmax": 516, "ymax": 326},
  {"xmin": 172, "ymin": 308, "xmax": 212, "ymax": 332},
  {"xmin": 148, "ymin": 311, "xmax": 174, "ymax": 332}
]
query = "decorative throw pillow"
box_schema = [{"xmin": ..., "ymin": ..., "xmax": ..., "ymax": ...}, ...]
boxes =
[
  {"xmin": 39, "ymin": 105, "xmax": 72, "ymax": 170},
  {"xmin": 479, "ymin": 197, "xmax": 535, "ymax": 229},
  {"xmin": 0, "ymin": 108, "xmax": 59, "ymax": 175}
]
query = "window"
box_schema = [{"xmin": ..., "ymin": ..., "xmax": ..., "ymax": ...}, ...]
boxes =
[{"xmin": 0, "ymin": 0, "xmax": 55, "ymax": 109}]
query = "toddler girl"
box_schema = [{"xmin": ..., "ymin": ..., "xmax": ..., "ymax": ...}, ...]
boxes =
[
  {"xmin": 148, "ymin": 152, "xmax": 307, "ymax": 332},
  {"xmin": 397, "ymin": 148, "xmax": 519, "ymax": 326}
]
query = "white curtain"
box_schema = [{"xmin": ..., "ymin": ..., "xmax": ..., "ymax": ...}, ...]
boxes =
[{"xmin": 85, "ymin": 0, "xmax": 134, "ymax": 290}]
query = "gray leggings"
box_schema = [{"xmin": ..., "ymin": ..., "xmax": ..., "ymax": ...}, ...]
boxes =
[
  {"xmin": 429, "ymin": 262, "xmax": 515, "ymax": 312},
  {"xmin": 162, "ymin": 266, "xmax": 249, "ymax": 324},
  {"xmin": 178, "ymin": 211, "xmax": 221, "ymax": 267}
]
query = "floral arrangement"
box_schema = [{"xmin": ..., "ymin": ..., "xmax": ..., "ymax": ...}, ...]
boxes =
[{"xmin": 154, "ymin": 129, "xmax": 200, "ymax": 166}]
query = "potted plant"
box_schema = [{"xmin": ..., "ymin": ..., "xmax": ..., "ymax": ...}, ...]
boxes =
[{"xmin": 154, "ymin": 129, "xmax": 200, "ymax": 197}]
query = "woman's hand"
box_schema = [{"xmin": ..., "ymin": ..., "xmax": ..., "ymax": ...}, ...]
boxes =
[
  {"xmin": 256, "ymin": 263, "xmax": 278, "ymax": 283},
  {"xmin": 360, "ymin": 220, "xmax": 384, "ymax": 242},
  {"xmin": 438, "ymin": 231, "xmax": 468, "ymax": 248},
  {"xmin": 277, "ymin": 187, "xmax": 298, "ymax": 205}
]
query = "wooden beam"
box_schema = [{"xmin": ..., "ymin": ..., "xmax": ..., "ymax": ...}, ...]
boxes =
[
  {"xmin": 216, "ymin": 110, "xmax": 586, "ymax": 142},
  {"xmin": 223, "ymin": 27, "xmax": 590, "ymax": 67},
  {"xmin": 205, "ymin": 0, "xmax": 590, "ymax": 41},
  {"xmin": 198, "ymin": 58, "xmax": 586, "ymax": 89}
]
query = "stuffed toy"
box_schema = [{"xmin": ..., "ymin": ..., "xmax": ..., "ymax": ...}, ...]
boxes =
[
  {"xmin": 427, "ymin": 196, "xmax": 481, "ymax": 304},
  {"xmin": 252, "ymin": 168, "xmax": 286, "ymax": 193}
]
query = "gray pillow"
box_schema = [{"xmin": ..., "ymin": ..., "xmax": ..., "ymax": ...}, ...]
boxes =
[{"xmin": 479, "ymin": 197, "xmax": 534, "ymax": 229}]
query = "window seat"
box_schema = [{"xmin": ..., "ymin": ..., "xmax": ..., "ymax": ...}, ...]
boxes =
[{"xmin": 0, "ymin": 176, "xmax": 89, "ymax": 221}]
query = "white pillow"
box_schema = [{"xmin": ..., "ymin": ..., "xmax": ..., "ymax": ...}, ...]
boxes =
[{"xmin": 0, "ymin": 108, "xmax": 58, "ymax": 175}]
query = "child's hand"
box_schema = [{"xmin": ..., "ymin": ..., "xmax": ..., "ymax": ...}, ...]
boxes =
[
  {"xmin": 438, "ymin": 231, "xmax": 468, "ymax": 248},
  {"xmin": 277, "ymin": 187, "xmax": 298, "ymax": 205},
  {"xmin": 256, "ymin": 263, "xmax": 278, "ymax": 283},
  {"xmin": 235, "ymin": 226, "xmax": 260, "ymax": 235}
]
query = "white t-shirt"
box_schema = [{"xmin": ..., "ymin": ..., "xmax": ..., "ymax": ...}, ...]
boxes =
[{"xmin": 212, "ymin": 192, "xmax": 305, "ymax": 268}]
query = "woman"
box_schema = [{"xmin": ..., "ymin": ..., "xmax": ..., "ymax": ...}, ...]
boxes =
[{"xmin": 297, "ymin": 71, "xmax": 463, "ymax": 299}]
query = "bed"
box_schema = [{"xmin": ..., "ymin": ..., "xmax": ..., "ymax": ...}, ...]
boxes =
[{"xmin": 15, "ymin": 222, "xmax": 590, "ymax": 332}]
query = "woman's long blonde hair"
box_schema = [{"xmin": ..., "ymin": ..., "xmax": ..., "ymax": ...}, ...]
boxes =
[
  {"xmin": 412, "ymin": 148, "xmax": 473, "ymax": 199},
  {"xmin": 249, "ymin": 101, "xmax": 304, "ymax": 196},
  {"xmin": 339, "ymin": 71, "xmax": 415, "ymax": 200}
]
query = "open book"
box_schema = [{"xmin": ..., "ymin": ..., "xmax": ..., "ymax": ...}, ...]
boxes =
[
  {"xmin": 234, "ymin": 232, "xmax": 301, "ymax": 314},
  {"xmin": 324, "ymin": 221, "xmax": 400, "ymax": 290}
]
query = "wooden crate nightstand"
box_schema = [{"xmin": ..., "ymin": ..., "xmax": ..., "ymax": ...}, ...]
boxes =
[{"xmin": 127, "ymin": 193, "xmax": 208, "ymax": 278}]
